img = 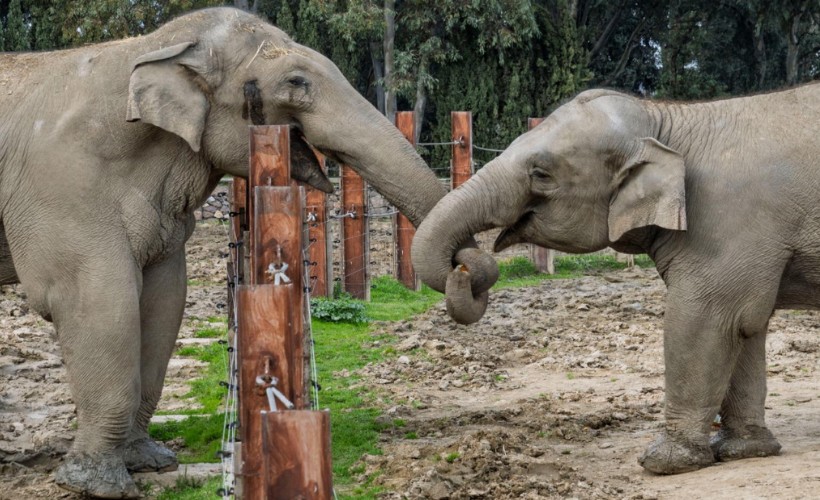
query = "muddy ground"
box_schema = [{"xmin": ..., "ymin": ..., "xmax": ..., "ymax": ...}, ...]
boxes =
[{"xmin": 1, "ymin": 218, "xmax": 820, "ymax": 499}]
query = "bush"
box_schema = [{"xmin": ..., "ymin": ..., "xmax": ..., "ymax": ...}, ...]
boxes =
[{"xmin": 310, "ymin": 294, "xmax": 369, "ymax": 323}]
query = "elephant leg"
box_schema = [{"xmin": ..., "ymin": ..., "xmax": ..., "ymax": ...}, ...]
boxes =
[
  {"xmin": 45, "ymin": 264, "xmax": 143, "ymax": 498},
  {"xmin": 711, "ymin": 331, "xmax": 781, "ymax": 460},
  {"xmin": 638, "ymin": 294, "xmax": 742, "ymax": 474},
  {"xmin": 123, "ymin": 250, "xmax": 187, "ymax": 473}
]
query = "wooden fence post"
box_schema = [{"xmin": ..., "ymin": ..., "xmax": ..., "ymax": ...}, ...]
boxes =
[
  {"xmin": 237, "ymin": 125, "xmax": 331, "ymax": 499},
  {"xmin": 393, "ymin": 111, "xmax": 421, "ymax": 291},
  {"xmin": 305, "ymin": 152, "xmax": 332, "ymax": 297},
  {"xmin": 340, "ymin": 165, "xmax": 370, "ymax": 300},
  {"xmin": 451, "ymin": 111, "xmax": 472, "ymax": 189},
  {"xmin": 527, "ymin": 118, "xmax": 555, "ymax": 274}
]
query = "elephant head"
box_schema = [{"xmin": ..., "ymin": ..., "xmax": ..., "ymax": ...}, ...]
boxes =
[
  {"xmin": 119, "ymin": 9, "xmax": 439, "ymax": 235},
  {"xmin": 412, "ymin": 90, "xmax": 687, "ymax": 324}
]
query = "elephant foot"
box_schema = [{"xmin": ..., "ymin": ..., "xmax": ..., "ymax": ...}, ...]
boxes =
[
  {"xmin": 710, "ymin": 425, "xmax": 781, "ymax": 461},
  {"xmin": 123, "ymin": 436, "xmax": 179, "ymax": 473},
  {"xmin": 638, "ymin": 432, "xmax": 714, "ymax": 474},
  {"xmin": 54, "ymin": 451, "xmax": 140, "ymax": 499}
]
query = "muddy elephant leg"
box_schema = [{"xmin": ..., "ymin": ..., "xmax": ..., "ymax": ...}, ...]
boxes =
[
  {"xmin": 711, "ymin": 331, "xmax": 781, "ymax": 460},
  {"xmin": 638, "ymin": 291, "xmax": 742, "ymax": 474},
  {"xmin": 46, "ymin": 266, "xmax": 143, "ymax": 498},
  {"xmin": 123, "ymin": 250, "xmax": 187, "ymax": 473}
]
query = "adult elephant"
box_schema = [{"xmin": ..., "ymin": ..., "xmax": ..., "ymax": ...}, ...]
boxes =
[
  {"xmin": 0, "ymin": 7, "xmax": 495, "ymax": 498},
  {"xmin": 412, "ymin": 84, "xmax": 820, "ymax": 475}
]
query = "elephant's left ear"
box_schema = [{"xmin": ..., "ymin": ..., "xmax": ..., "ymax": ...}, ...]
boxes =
[
  {"xmin": 608, "ymin": 138, "xmax": 687, "ymax": 242},
  {"xmin": 126, "ymin": 42, "xmax": 210, "ymax": 152}
]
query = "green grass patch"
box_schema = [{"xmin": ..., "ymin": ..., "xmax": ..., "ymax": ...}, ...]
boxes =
[
  {"xmin": 149, "ymin": 324, "xmax": 229, "ymax": 465},
  {"xmin": 366, "ymin": 275, "xmax": 442, "ymax": 321},
  {"xmin": 492, "ymin": 254, "xmax": 654, "ymax": 289},
  {"xmin": 153, "ymin": 476, "xmax": 222, "ymax": 500},
  {"xmin": 149, "ymin": 414, "xmax": 224, "ymax": 464}
]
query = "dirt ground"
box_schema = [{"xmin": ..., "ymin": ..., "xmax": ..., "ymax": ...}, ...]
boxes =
[{"xmin": 2, "ymin": 218, "xmax": 820, "ymax": 499}]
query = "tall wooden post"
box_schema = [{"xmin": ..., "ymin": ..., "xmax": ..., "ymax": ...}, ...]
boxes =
[
  {"xmin": 237, "ymin": 125, "xmax": 331, "ymax": 499},
  {"xmin": 527, "ymin": 117, "xmax": 555, "ymax": 274},
  {"xmin": 393, "ymin": 111, "xmax": 421, "ymax": 291},
  {"xmin": 340, "ymin": 166, "xmax": 370, "ymax": 300},
  {"xmin": 451, "ymin": 111, "xmax": 472, "ymax": 189},
  {"xmin": 305, "ymin": 152, "xmax": 332, "ymax": 297}
]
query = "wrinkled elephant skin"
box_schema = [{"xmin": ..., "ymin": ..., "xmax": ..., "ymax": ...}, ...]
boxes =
[
  {"xmin": 0, "ymin": 7, "xmax": 460, "ymax": 498},
  {"xmin": 412, "ymin": 85, "xmax": 820, "ymax": 474}
]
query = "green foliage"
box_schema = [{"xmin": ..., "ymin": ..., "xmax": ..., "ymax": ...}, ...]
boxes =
[
  {"xmin": 149, "ymin": 414, "xmax": 224, "ymax": 463},
  {"xmin": 366, "ymin": 276, "xmax": 441, "ymax": 321},
  {"xmin": 154, "ymin": 474, "xmax": 222, "ymax": 500},
  {"xmin": 497, "ymin": 256, "xmax": 539, "ymax": 280},
  {"xmin": 311, "ymin": 294, "xmax": 370, "ymax": 323}
]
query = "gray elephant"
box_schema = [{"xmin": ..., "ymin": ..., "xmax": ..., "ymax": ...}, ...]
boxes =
[
  {"xmin": 412, "ymin": 84, "xmax": 820, "ymax": 475},
  {"xmin": 0, "ymin": 7, "xmax": 497, "ymax": 498}
]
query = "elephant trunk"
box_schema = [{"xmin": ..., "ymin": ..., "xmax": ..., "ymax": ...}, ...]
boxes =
[{"xmin": 412, "ymin": 161, "xmax": 528, "ymax": 322}]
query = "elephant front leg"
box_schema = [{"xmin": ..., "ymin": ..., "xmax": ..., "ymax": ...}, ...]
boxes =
[
  {"xmin": 123, "ymin": 250, "xmax": 187, "ymax": 473},
  {"xmin": 638, "ymin": 300, "xmax": 742, "ymax": 474},
  {"xmin": 47, "ymin": 268, "xmax": 143, "ymax": 498},
  {"xmin": 711, "ymin": 331, "xmax": 781, "ymax": 461}
]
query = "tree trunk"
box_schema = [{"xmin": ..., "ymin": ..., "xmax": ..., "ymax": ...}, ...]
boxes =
[
  {"xmin": 234, "ymin": 0, "xmax": 249, "ymax": 10},
  {"xmin": 785, "ymin": 11, "xmax": 803, "ymax": 86},
  {"xmin": 412, "ymin": 60, "xmax": 428, "ymax": 144},
  {"xmin": 370, "ymin": 41, "xmax": 386, "ymax": 114},
  {"xmin": 383, "ymin": 0, "xmax": 397, "ymax": 124}
]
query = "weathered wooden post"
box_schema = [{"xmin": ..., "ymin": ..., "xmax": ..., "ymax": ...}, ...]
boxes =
[
  {"xmin": 340, "ymin": 165, "xmax": 370, "ymax": 300},
  {"xmin": 236, "ymin": 125, "xmax": 332, "ymax": 499},
  {"xmin": 451, "ymin": 111, "xmax": 472, "ymax": 189},
  {"xmin": 527, "ymin": 117, "xmax": 555, "ymax": 274},
  {"xmin": 393, "ymin": 111, "xmax": 421, "ymax": 291},
  {"xmin": 305, "ymin": 152, "xmax": 332, "ymax": 297}
]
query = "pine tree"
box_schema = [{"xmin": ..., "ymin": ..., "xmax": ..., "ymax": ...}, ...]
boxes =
[{"xmin": 6, "ymin": 0, "xmax": 31, "ymax": 51}]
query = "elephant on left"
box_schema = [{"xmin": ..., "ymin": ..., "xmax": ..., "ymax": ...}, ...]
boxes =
[{"xmin": 0, "ymin": 7, "xmax": 499, "ymax": 498}]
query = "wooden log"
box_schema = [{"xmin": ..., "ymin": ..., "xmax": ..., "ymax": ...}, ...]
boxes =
[
  {"xmin": 250, "ymin": 185, "xmax": 308, "ymax": 408},
  {"xmin": 248, "ymin": 126, "xmax": 291, "ymax": 252},
  {"xmin": 305, "ymin": 153, "xmax": 331, "ymax": 297},
  {"xmin": 393, "ymin": 111, "xmax": 420, "ymax": 291},
  {"xmin": 451, "ymin": 111, "xmax": 473, "ymax": 189},
  {"xmin": 261, "ymin": 410, "xmax": 333, "ymax": 499},
  {"xmin": 340, "ymin": 165, "xmax": 369, "ymax": 300},
  {"xmin": 526, "ymin": 117, "xmax": 555, "ymax": 275},
  {"xmin": 237, "ymin": 284, "xmax": 301, "ymax": 499},
  {"xmin": 231, "ymin": 177, "xmax": 249, "ymax": 247}
]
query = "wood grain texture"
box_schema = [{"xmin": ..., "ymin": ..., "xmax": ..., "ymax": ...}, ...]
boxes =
[
  {"xmin": 451, "ymin": 111, "xmax": 472, "ymax": 190},
  {"xmin": 249, "ymin": 125, "xmax": 292, "ymax": 252},
  {"xmin": 394, "ymin": 112, "xmax": 420, "ymax": 291},
  {"xmin": 341, "ymin": 165, "xmax": 369, "ymax": 300},
  {"xmin": 237, "ymin": 285, "xmax": 301, "ymax": 499},
  {"xmin": 305, "ymin": 153, "xmax": 331, "ymax": 298},
  {"xmin": 261, "ymin": 411, "xmax": 333, "ymax": 500}
]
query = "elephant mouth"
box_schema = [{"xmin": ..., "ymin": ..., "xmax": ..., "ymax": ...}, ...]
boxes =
[{"xmin": 493, "ymin": 211, "xmax": 534, "ymax": 252}]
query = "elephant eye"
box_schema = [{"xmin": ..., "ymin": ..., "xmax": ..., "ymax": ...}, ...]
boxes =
[
  {"xmin": 288, "ymin": 76, "xmax": 308, "ymax": 87},
  {"xmin": 531, "ymin": 169, "xmax": 551, "ymax": 180}
]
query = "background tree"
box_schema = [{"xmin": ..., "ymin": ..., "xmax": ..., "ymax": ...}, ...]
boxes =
[{"xmin": 2, "ymin": 0, "xmax": 818, "ymax": 171}]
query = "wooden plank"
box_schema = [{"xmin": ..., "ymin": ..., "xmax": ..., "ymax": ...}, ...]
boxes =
[
  {"xmin": 230, "ymin": 178, "xmax": 248, "ymax": 247},
  {"xmin": 251, "ymin": 186, "xmax": 307, "ymax": 412},
  {"xmin": 261, "ymin": 410, "xmax": 333, "ymax": 499},
  {"xmin": 451, "ymin": 111, "xmax": 472, "ymax": 189},
  {"xmin": 393, "ymin": 112, "xmax": 420, "ymax": 291},
  {"xmin": 305, "ymin": 153, "xmax": 331, "ymax": 297},
  {"xmin": 237, "ymin": 284, "xmax": 300, "ymax": 500},
  {"xmin": 248, "ymin": 125, "xmax": 291, "ymax": 250},
  {"xmin": 527, "ymin": 117, "xmax": 555, "ymax": 274},
  {"xmin": 340, "ymin": 165, "xmax": 369, "ymax": 300}
]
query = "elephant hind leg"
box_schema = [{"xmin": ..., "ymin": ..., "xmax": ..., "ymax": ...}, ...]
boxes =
[{"xmin": 711, "ymin": 331, "xmax": 781, "ymax": 461}]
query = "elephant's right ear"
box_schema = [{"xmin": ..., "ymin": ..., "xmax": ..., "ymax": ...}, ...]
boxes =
[
  {"xmin": 608, "ymin": 138, "xmax": 687, "ymax": 242},
  {"xmin": 126, "ymin": 42, "xmax": 209, "ymax": 152}
]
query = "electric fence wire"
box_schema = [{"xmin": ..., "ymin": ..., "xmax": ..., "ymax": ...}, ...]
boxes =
[{"xmin": 219, "ymin": 218, "xmax": 239, "ymax": 498}]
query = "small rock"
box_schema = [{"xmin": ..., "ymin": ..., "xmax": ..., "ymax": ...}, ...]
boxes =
[
  {"xmin": 410, "ymin": 448, "xmax": 421, "ymax": 459},
  {"xmin": 599, "ymin": 442, "xmax": 614, "ymax": 449},
  {"xmin": 398, "ymin": 355, "xmax": 411, "ymax": 365},
  {"xmin": 576, "ymin": 304, "xmax": 590, "ymax": 311}
]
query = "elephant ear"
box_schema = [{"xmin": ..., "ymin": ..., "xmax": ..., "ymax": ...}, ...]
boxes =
[
  {"xmin": 608, "ymin": 137, "xmax": 687, "ymax": 242},
  {"xmin": 126, "ymin": 42, "xmax": 209, "ymax": 152}
]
